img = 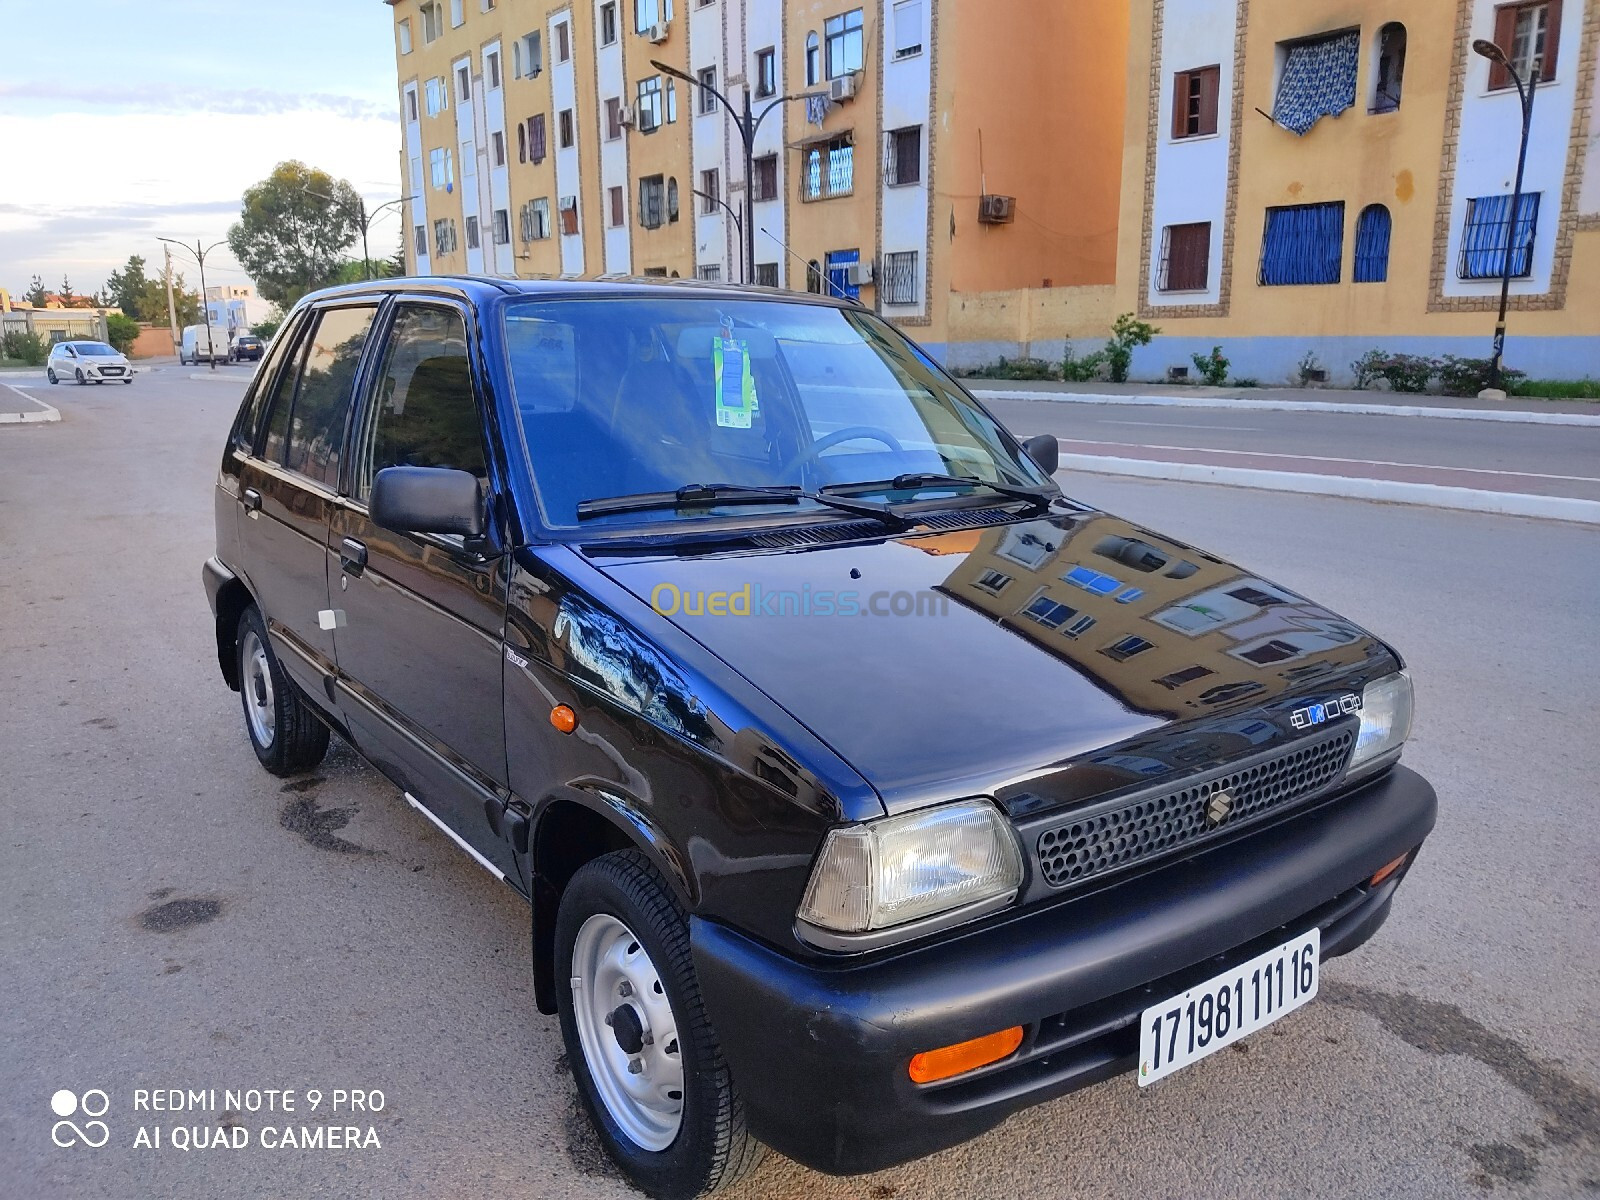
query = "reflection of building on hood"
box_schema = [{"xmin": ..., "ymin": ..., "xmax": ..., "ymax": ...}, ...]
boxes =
[{"xmin": 939, "ymin": 515, "xmax": 1377, "ymax": 719}]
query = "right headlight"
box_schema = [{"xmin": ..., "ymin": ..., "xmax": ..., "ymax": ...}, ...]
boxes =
[
  {"xmin": 797, "ymin": 798, "xmax": 1023, "ymax": 944},
  {"xmin": 1348, "ymin": 670, "xmax": 1413, "ymax": 777}
]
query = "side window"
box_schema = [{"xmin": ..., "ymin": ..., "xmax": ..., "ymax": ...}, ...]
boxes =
[
  {"xmin": 353, "ymin": 304, "xmax": 486, "ymax": 502},
  {"xmin": 235, "ymin": 312, "xmax": 309, "ymax": 453},
  {"xmin": 260, "ymin": 324, "xmax": 313, "ymax": 466},
  {"xmin": 283, "ymin": 305, "xmax": 380, "ymax": 488}
]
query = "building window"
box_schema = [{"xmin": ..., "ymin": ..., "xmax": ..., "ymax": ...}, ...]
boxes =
[
  {"xmin": 425, "ymin": 76, "xmax": 448, "ymax": 116},
  {"xmin": 458, "ymin": 65, "xmax": 472, "ymax": 102},
  {"xmin": 432, "ymin": 217, "xmax": 458, "ymax": 253},
  {"xmin": 558, "ymin": 108, "xmax": 575, "ymax": 148},
  {"xmin": 667, "ymin": 177, "xmax": 680, "ymax": 221},
  {"xmin": 489, "ymin": 130, "xmax": 504, "ymax": 166},
  {"xmin": 637, "ymin": 76, "xmax": 664, "ymax": 130},
  {"xmin": 1021, "ymin": 595, "xmax": 1076, "ymax": 630},
  {"xmin": 482, "ymin": 0, "xmax": 495, "ymax": 9},
  {"xmin": 1458, "ymin": 192, "xmax": 1541, "ymax": 279},
  {"xmin": 884, "ymin": 125, "xmax": 921, "ymax": 185},
  {"xmin": 601, "ymin": 2, "xmax": 617, "ymax": 45},
  {"xmin": 881, "ymin": 251, "xmax": 918, "ymax": 304},
  {"xmin": 399, "ymin": 19, "xmax": 413, "ymax": 54},
  {"xmin": 513, "ymin": 32, "xmax": 542, "ymax": 78},
  {"xmin": 697, "ymin": 265, "xmax": 722, "ymax": 281},
  {"xmin": 755, "ymin": 262, "xmax": 779, "ymax": 287},
  {"xmin": 1171, "ymin": 65, "xmax": 1220, "ymax": 139},
  {"xmin": 1259, "ymin": 201, "xmax": 1344, "ymax": 286},
  {"xmin": 460, "ymin": 138, "xmax": 476, "ymax": 177},
  {"xmin": 1272, "ymin": 29, "xmax": 1360, "ymax": 136},
  {"xmin": 974, "ymin": 569, "xmax": 1012, "ymax": 594},
  {"xmin": 420, "ymin": 1, "xmax": 443, "ymax": 43},
  {"xmin": 892, "ymin": 0, "xmax": 922, "ymax": 58},
  {"xmin": 428, "ymin": 146, "xmax": 453, "ymax": 188},
  {"xmin": 1371, "ymin": 23, "xmax": 1405, "ymax": 112},
  {"xmin": 825, "ymin": 9, "xmax": 864, "ymax": 79},
  {"xmin": 697, "ymin": 68, "xmax": 718, "ymax": 113},
  {"xmin": 1353, "ymin": 205, "xmax": 1391, "ymax": 282},
  {"xmin": 529, "ymin": 113, "xmax": 547, "ymax": 161},
  {"xmin": 1158, "ymin": 222, "xmax": 1211, "ymax": 291},
  {"xmin": 806, "ymin": 259, "xmax": 823, "ymax": 292},
  {"xmin": 806, "ymin": 32, "xmax": 821, "ymax": 84},
  {"xmin": 609, "ymin": 186, "xmax": 625, "ymax": 227},
  {"xmin": 450, "ymin": 0, "xmax": 464, "ymax": 27},
  {"xmin": 1102, "ymin": 635, "xmax": 1155, "ymax": 662},
  {"xmin": 1491, "ymin": 1, "xmax": 1560, "ymax": 88},
  {"xmin": 559, "ymin": 196, "xmax": 579, "ymax": 235},
  {"xmin": 556, "ymin": 20, "xmax": 570, "ymax": 62},
  {"xmin": 405, "ymin": 87, "xmax": 419, "ymax": 122},
  {"xmin": 492, "ymin": 209, "xmax": 510, "ymax": 244},
  {"xmin": 1064, "ymin": 565, "xmax": 1122, "ymax": 595},
  {"xmin": 634, "ymin": 0, "xmax": 672, "ymax": 33},
  {"xmin": 755, "ymin": 47, "xmax": 777, "ymax": 97},
  {"xmin": 802, "ymin": 136, "xmax": 853, "ymax": 200},
  {"xmin": 1156, "ymin": 665, "xmax": 1214, "ymax": 690},
  {"xmin": 751, "ymin": 154, "xmax": 779, "ymax": 202},
  {"xmin": 700, "ymin": 169, "xmax": 720, "ymax": 213},
  {"xmin": 606, "ymin": 97, "xmax": 622, "ymax": 139},
  {"xmin": 522, "ymin": 197, "xmax": 551, "ymax": 240},
  {"xmin": 639, "ymin": 175, "xmax": 666, "ymax": 228},
  {"xmin": 465, "ymin": 215, "xmax": 481, "ymax": 249},
  {"xmin": 667, "ymin": 80, "xmax": 678, "ymax": 122},
  {"xmin": 414, "ymin": 224, "xmax": 428, "ymax": 256}
]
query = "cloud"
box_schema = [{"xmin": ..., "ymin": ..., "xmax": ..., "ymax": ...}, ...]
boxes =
[{"xmin": 0, "ymin": 81, "xmax": 397, "ymax": 122}]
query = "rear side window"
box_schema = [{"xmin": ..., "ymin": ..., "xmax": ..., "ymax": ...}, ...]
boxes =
[
  {"xmin": 283, "ymin": 304, "xmax": 380, "ymax": 488},
  {"xmin": 352, "ymin": 304, "xmax": 486, "ymax": 502},
  {"xmin": 233, "ymin": 312, "xmax": 308, "ymax": 453},
  {"xmin": 260, "ymin": 330, "xmax": 312, "ymax": 466}
]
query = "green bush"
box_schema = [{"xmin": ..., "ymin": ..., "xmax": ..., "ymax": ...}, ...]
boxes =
[
  {"xmin": 1377, "ymin": 353, "xmax": 1439, "ymax": 393},
  {"xmin": 1191, "ymin": 345, "xmax": 1230, "ymax": 386},
  {"xmin": 251, "ymin": 318, "xmax": 282, "ymax": 341},
  {"xmin": 1230, "ymin": 377, "xmax": 1260, "ymax": 388},
  {"xmin": 1105, "ymin": 313, "xmax": 1159, "ymax": 383},
  {"xmin": 1061, "ymin": 344, "xmax": 1107, "ymax": 382},
  {"xmin": 1296, "ymin": 349, "xmax": 1325, "ymax": 386},
  {"xmin": 1436, "ymin": 355, "xmax": 1526, "ymax": 396},
  {"xmin": 106, "ymin": 313, "xmax": 140, "ymax": 355},
  {"xmin": 1509, "ymin": 378, "xmax": 1600, "ymax": 400},
  {"xmin": 967, "ymin": 356, "xmax": 1058, "ymax": 381},
  {"xmin": 1, "ymin": 330, "xmax": 48, "ymax": 365},
  {"xmin": 1350, "ymin": 349, "xmax": 1388, "ymax": 390}
]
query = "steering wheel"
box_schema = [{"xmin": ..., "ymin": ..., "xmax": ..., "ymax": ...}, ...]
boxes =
[{"xmin": 780, "ymin": 425, "xmax": 905, "ymax": 478}]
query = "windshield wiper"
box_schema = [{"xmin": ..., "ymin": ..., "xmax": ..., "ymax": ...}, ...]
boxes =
[
  {"xmin": 576, "ymin": 483, "xmax": 904, "ymax": 525},
  {"xmin": 823, "ymin": 472, "xmax": 1056, "ymax": 510}
]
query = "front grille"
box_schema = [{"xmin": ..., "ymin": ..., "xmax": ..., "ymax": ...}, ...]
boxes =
[
  {"xmin": 100, "ymin": 366, "xmax": 124, "ymax": 375},
  {"xmin": 1035, "ymin": 727, "xmax": 1355, "ymax": 889}
]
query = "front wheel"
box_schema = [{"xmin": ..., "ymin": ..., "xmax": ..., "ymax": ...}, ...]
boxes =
[
  {"xmin": 236, "ymin": 605, "xmax": 330, "ymax": 776},
  {"xmin": 46, "ymin": 368, "xmax": 57, "ymax": 384},
  {"xmin": 556, "ymin": 851, "xmax": 765, "ymax": 1200},
  {"xmin": 75, "ymin": 368, "xmax": 85, "ymax": 385},
  {"xmin": 123, "ymin": 378, "xmax": 133, "ymax": 385}
]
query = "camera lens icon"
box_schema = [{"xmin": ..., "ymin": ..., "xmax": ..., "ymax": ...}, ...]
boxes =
[{"xmin": 50, "ymin": 1089, "xmax": 110, "ymax": 1147}]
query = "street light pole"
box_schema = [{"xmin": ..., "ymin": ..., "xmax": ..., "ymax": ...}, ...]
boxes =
[
  {"xmin": 306, "ymin": 191, "xmax": 413, "ymax": 280},
  {"xmin": 690, "ymin": 188, "xmax": 744, "ymax": 281},
  {"xmin": 1471, "ymin": 39, "xmax": 1540, "ymax": 397},
  {"xmin": 158, "ymin": 236, "xmax": 228, "ymax": 370}
]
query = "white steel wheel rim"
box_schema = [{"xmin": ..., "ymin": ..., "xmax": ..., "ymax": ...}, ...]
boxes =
[
  {"xmin": 241, "ymin": 629, "xmax": 276, "ymax": 746},
  {"xmin": 570, "ymin": 912, "xmax": 684, "ymax": 1151}
]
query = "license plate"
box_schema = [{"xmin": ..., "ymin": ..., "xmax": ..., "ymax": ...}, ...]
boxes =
[{"xmin": 1138, "ymin": 927, "xmax": 1319, "ymax": 1086}]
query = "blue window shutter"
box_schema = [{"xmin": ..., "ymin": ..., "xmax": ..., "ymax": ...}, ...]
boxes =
[
  {"xmin": 1259, "ymin": 201, "xmax": 1345, "ymax": 285},
  {"xmin": 1353, "ymin": 205, "xmax": 1391, "ymax": 282},
  {"xmin": 1459, "ymin": 193, "xmax": 1540, "ymax": 279}
]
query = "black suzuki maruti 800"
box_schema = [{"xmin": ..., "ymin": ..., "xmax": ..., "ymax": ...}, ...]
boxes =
[{"xmin": 204, "ymin": 277, "xmax": 1435, "ymax": 1198}]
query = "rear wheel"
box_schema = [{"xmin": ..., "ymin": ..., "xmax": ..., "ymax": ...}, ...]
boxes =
[
  {"xmin": 236, "ymin": 605, "xmax": 330, "ymax": 776},
  {"xmin": 556, "ymin": 851, "xmax": 765, "ymax": 1200}
]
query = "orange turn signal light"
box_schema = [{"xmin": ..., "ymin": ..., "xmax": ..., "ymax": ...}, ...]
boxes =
[
  {"xmin": 1369, "ymin": 852, "xmax": 1410, "ymax": 887},
  {"xmin": 549, "ymin": 705, "xmax": 578, "ymax": 734},
  {"xmin": 908, "ymin": 1026, "xmax": 1024, "ymax": 1084}
]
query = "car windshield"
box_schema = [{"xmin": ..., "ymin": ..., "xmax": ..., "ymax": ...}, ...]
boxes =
[
  {"xmin": 73, "ymin": 343, "xmax": 119, "ymax": 356},
  {"xmin": 502, "ymin": 296, "xmax": 1051, "ymax": 529}
]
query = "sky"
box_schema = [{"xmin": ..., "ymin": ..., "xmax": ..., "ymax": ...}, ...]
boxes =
[{"xmin": 0, "ymin": 0, "xmax": 404, "ymax": 307}]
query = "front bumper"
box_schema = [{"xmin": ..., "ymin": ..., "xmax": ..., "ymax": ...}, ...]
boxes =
[{"xmin": 692, "ymin": 764, "xmax": 1436, "ymax": 1175}]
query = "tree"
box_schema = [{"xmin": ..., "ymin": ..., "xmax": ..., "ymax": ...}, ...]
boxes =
[
  {"xmin": 104, "ymin": 255, "xmax": 152, "ymax": 320},
  {"xmin": 106, "ymin": 313, "xmax": 141, "ymax": 354},
  {"xmin": 59, "ymin": 276, "xmax": 76, "ymax": 306},
  {"xmin": 23, "ymin": 275, "xmax": 47, "ymax": 306},
  {"xmin": 227, "ymin": 161, "xmax": 362, "ymax": 307}
]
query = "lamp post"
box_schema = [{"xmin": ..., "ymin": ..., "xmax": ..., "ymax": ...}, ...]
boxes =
[
  {"xmin": 650, "ymin": 58, "xmax": 827, "ymax": 282},
  {"xmin": 690, "ymin": 187, "xmax": 745, "ymax": 282},
  {"xmin": 157, "ymin": 236, "xmax": 227, "ymax": 370},
  {"xmin": 307, "ymin": 190, "xmax": 415, "ymax": 280},
  {"xmin": 1470, "ymin": 38, "xmax": 1540, "ymax": 398}
]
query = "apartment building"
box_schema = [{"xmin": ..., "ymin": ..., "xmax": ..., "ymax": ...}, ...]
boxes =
[
  {"xmin": 947, "ymin": 0, "xmax": 1599, "ymax": 382},
  {"xmin": 385, "ymin": 0, "xmax": 1129, "ymax": 341}
]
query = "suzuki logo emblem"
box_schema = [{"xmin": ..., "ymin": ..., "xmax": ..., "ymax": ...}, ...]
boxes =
[{"xmin": 1206, "ymin": 790, "xmax": 1235, "ymax": 827}]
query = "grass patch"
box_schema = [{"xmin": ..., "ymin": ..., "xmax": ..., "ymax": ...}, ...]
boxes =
[{"xmin": 1508, "ymin": 378, "xmax": 1600, "ymax": 400}]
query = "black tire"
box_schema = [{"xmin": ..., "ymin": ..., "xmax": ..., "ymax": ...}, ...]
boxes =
[
  {"xmin": 235, "ymin": 605, "xmax": 330, "ymax": 776},
  {"xmin": 46, "ymin": 368, "xmax": 57, "ymax": 384},
  {"xmin": 556, "ymin": 851, "xmax": 765, "ymax": 1200},
  {"xmin": 75, "ymin": 368, "xmax": 85, "ymax": 385},
  {"xmin": 122, "ymin": 378, "xmax": 133, "ymax": 385}
]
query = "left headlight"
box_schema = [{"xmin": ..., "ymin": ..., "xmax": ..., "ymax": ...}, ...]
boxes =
[
  {"xmin": 797, "ymin": 799, "xmax": 1023, "ymax": 940},
  {"xmin": 1348, "ymin": 670, "xmax": 1413, "ymax": 777}
]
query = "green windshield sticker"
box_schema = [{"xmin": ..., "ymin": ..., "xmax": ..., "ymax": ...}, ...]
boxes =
[{"xmin": 713, "ymin": 336, "xmax": 757, "ymax": 429}]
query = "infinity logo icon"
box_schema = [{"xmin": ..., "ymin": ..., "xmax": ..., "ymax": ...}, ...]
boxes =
[{"xmin": 51, "ymin": 1089, "xmax": 110, "ymax": 1148}]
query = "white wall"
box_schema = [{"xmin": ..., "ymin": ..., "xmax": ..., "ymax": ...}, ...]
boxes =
[
  {"xmin": 746, "ymin": 0, "xmax": 786, "ymax": 284},
  {"xmin": 402, "ymin": 81, "xmax": 432, "ymax": 275},
  {"xmin": 551, "ymin": 9, "xmax": 586, "ymax": 275},
  {"xmin": 482, "ymin": 40, "xmax": 514, "ymax": 275},
  {"xmin": 594, "ymin": 0, "xmax": 633, "ymax": 273},
  {"xmin": 690, "ymin": 0, "xmax": 731, "ymax": 280},
  {"xmin": 1146, "ymin": 0, "xmax": 1239, "ymax": 308},
  {"xmin": 879, "ymin": 0, "xmax": 932, "ymax": 316},
  {"xmin": 453, "ymin": 54, "xmax": 487, "ymax": 274}
]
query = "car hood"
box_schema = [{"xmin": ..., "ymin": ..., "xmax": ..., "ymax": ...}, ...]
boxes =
[{"xmin": 593, "ymin": 509, "xmax": 1399, "ymax": 814}]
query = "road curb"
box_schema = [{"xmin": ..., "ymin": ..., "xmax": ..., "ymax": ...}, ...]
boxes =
[
  {"xmin": 977, "ymin": 389, "xmax": 1600, "ymax": 427},
  {"xmin": 1056, "ymin": 452, "xmax": 1600, "ymax": 525},
  {"xmin": 187, "ymin": 372, "xmax": 254, "ymax": 383},
  {"xmin": 0, "ymin": 383, "xmax": 60, "ymax": 424}
]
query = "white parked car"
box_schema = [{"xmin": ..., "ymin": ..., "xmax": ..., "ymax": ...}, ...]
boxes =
[{"xmin": 46, "ymin": 341, "xmax": 135, "ymax": 385}]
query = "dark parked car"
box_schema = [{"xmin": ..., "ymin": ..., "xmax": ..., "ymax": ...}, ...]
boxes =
[
  {"xmin": 233, "ymin": 334, "xmax": 264, "ymax": 362},
  {"xmin": 204, "ymin": 277, "xmax": 1435, "ymax": 1199}
]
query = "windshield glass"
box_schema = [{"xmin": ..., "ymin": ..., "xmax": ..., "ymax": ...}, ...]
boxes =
[
  {"xmin": 503, "ymin": 296, "xmax": 1050, "ymax": 529},
  {"xmin": 74, "ymin": 343, "xmax": 119, "ymax": 356}
]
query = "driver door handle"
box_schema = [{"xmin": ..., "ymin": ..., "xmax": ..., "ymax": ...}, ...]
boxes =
[
  {"xmin": 340, "ymin": 538, "xmax": 368, "ymax": 578},
  {"xmin": 242, "ymin": 487, "xmax": 262, "ymax": 513}
]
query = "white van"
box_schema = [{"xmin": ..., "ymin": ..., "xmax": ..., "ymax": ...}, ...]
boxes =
[{"xmin": 180, "ymin": 324, "xmax": 233, "ymax": 365}]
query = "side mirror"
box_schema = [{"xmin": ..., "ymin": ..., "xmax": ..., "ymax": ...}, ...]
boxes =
[
  {"xmin": 1023, "ymin": 434, "xmax": 1059, "ymax": 476},
  {"xmin": 370, "ymin": 466, "xmax": 485, "ymax": 538}
]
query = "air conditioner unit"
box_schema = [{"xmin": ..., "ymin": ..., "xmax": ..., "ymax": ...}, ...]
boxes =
[
  {"xmin": 845, "ymin": 260, "xmax": 873, "ymax": 286},
  {"xmin": 829, "ymin": 73, "xmax": 859, "ymax": 102},
  {"xmin": 559, "ymin": 196, "xmax": 577, "ymax": 211},
  {"xmin": 647, "ymin": 21, "xmax": 670, "ymax": 43},
  {"xmin": 618, "ymin": 104, "xmax": 636, "ymax": 127},
  {"xmin": 977, "ymin": 194, "xmax": 1016, "ymax": 224}
]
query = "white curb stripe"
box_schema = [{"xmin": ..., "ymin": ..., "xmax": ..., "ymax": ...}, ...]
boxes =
[
  {"xmin": 0, "ymin": 382, "xmax": 59, "ymax": 424},
  {"xmin": 1056, "ymin": 453, "xmax": 1600, "ymax": 526},
  {"xmin": 976, "ymin": 389, "xmax": 1600, "ymax": 427}
]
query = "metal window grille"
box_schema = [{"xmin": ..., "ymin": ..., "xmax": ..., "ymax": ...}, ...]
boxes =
[
  {"xmin": 1353, "ymin": 205, "xmax": 1391, "ymax": 282},
  {"xmin": 884, "ymin": 127, "xmax": 920, "ymax": 186},
  {"xmin": 639, "ymin": 176, "xmax": 665, "ymax": 228},
  {"xmin": 464, "ymin": 215, "xmax": 480, "ymax": 249},
  {"xmin": 881, "ymin": 251, "xmax": 917, "ymax": 304},
  {"xmin": 529, "ymin": 114, "xmax": 547, "ymax": 162},
  {"xmin": 802, "ymin": 139, "xmax": 853, "ymax": 200},
  {"xmin": 753, "ymin": 155, "xmax": 779, "ymax": 202},
  {"xmin": 1259, "ymin": 201, "xmax": 1344, "ymax": 285},
  {"xmin": 492, "ymin": 209, "xmax": 510, "ymax": 244},
  {"xmin": 755, "ymin": 263, "xmax": 779, "ymax": 287},
  {"xmin": 697, "ymin": 265, "xmax": 721, "ymax": 281},
  {"xmin": 1458, "ymin": 192, "xmax": 1540, "ymax": 279}
]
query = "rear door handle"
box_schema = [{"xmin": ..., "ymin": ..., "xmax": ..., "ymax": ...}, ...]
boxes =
[
  {"xmin": 242, "ymin": 487, "xmax": 262, "ymax": 513},
  {"xmin": 340, "ymin": 538, "xmax": 368, "ymax": 578}
]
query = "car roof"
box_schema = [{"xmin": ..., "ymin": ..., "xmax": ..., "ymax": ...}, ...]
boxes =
[{"xmin": 294, "ymin": 274, "xmax": 863, "ymax": 311}]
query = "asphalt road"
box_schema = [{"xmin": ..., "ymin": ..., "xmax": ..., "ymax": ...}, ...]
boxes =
[
  {"xmin": 2, "ymin": 373, "xmax": 1598, "ymax": 1200},
  {"xmin": 979, "ymin": 395, "xmax": 1600, "ymax": 502}
]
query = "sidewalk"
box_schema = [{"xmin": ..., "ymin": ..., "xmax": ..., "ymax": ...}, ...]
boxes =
[
  {"xmin": 969, "ymin": 378, "xmax": 1600, "ymax": 424},
  {"xmin": 0, "ymin": 380, "xmax": 59, "ymax": 424}
]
